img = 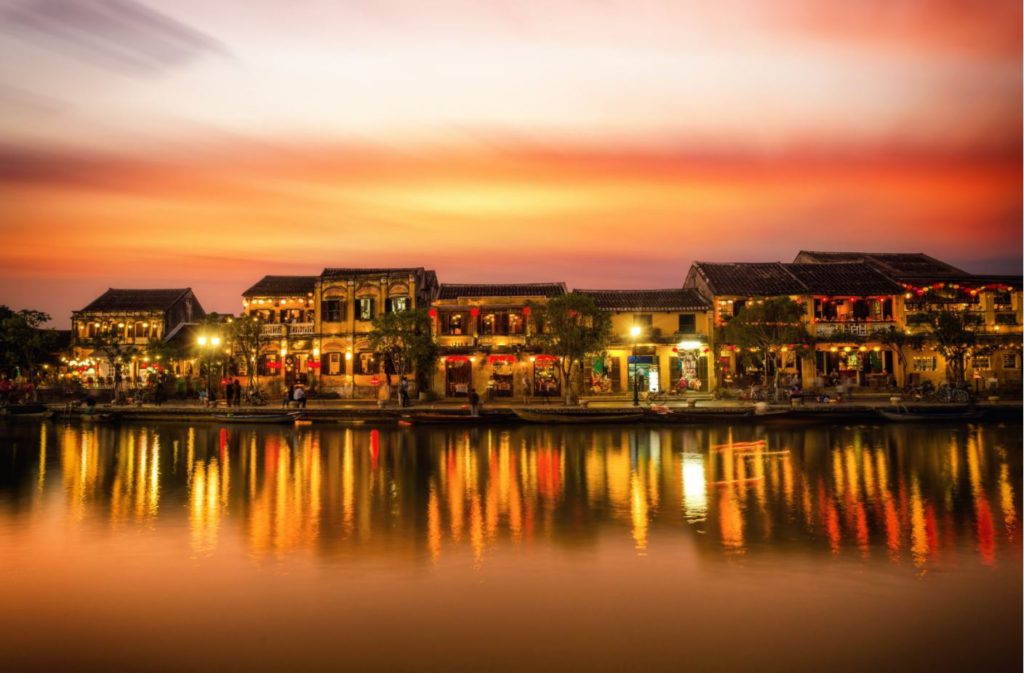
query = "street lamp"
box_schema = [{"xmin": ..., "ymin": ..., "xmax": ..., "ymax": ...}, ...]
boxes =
[{"xmin": 630, "ymin": 325, "xmax": 642, "ymax": 407}]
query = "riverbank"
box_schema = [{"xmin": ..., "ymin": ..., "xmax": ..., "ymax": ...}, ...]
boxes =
[{"xmin": 29, "ymin": 398, "xmax": 1024, "ymax": 424}]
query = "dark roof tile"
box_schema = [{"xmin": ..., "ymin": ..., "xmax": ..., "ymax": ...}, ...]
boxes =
[
  {"xmin": 242, "ymin": 276, "xmax": 317, "ymax": 297},
  {"xmin": 79, "ymin": 289, "xmax": 192, "ymax": 312},
  {"xmin": 574, "ymin": 288, "xmax": 710, "ymax": 311},
  {"xmin": 437, "ymin": 283, "xmax": 566, "ymax": 300},
  {"xmin": 782, "ymin": 262, "xmax": 903, "ymax": 296}
]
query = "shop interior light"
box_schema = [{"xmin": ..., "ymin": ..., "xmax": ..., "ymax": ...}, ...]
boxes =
[{"xmin": 678, "ymin": 340, "xmax": 702, "ymax": 351}]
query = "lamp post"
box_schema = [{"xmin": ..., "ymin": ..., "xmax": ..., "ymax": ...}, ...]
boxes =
[
  {"xmin": 196, "ymin": 335, "xmax": 221, "ymax": 394},
  {"xmin": 630, "ymin": 325, "xmax": 642, "ymax": 407}
]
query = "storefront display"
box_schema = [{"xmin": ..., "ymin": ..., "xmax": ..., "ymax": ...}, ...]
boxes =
[
  {"xmin": 627, "ymin": 355, "xmax": 658, "ymax": 393},
  {"xmin": 533, "ymin": 356, "xmax": 561, "ymax": 397},
  {"xmin": 445, "ymin": 356, "xmax": 472, "ymax": 397},
  {"xmin": 487, "ymin": 355, "xmax": 516, "ymax": 397}
]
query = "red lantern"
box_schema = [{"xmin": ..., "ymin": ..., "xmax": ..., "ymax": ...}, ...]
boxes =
[
  {"xmin": 522, "ymin": 306, "xmax": 531, "ymax": 316},
  {"xmin": 671, "ymin": 347, "xmax": 678, "ymax": 353},
  {"xmin": 427, "ymin": 308, "xmax": 438, "ymax": 318},
  {"xmin": 469, "ymin": 307, "xmax": 480, "ymax": 317}
]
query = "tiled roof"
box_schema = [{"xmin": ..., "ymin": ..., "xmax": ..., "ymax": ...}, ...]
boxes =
[
  {"xmin": 690, "ymin": 262, "xmax": 806, "ymax": 296},
  {"xmin": 574, "ymin": 289, "xmax": 710, "ymax": 311},
  {"xmin": 782, "ymin": 263, "xmax": 903, "ymax": 296},
  {"xmin": 794, "ymin": 251, "xmax": 969, "ymax": 279},
  {"xmin": 321, "ymin": 267, "xmax": 427, "ymax": 278},
  {"xmin": 437, "ymin": 283, "xmax": 567, "ymax": 300},
  {"xmin": 242, "ymin": 276, "xmax": 317, "ymax": 297},
  {"xmin": 79, "ymin": 289, "xmax": 192, "ymax": 312}
]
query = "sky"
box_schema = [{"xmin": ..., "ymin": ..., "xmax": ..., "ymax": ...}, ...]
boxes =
[{"xmin": 0, "ymin": 0, "xmax": 1020, "ymax": 328}]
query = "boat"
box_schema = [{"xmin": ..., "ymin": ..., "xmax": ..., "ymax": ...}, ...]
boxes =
[
  {"xmin": 512, "ymin": 409, "xmax": 643, "ymax": 424},
  {"xmin": 643, "ymin": 409, "xmax": 754, "ymax": 423},
  {"xmin": 213, "ymin": 412, "xmax": 300, "ymax": 424},
  {"xmin": 81, "ymin": 412, "xmax": 119, "ymax": 423},
  {"xmin": 398, "ymin": 412, "xmax": 485, "ymax": 426},
  {"xmin": 0, "ymin": 404, "xmax": 53, "ymax": 419},
  {"xmin": 750, "ymin": 409, "xmax": 795, "ymax": 423},
  {"xmin": 877, "ymin": 408, "xmax": 985, "ymax": 422}
]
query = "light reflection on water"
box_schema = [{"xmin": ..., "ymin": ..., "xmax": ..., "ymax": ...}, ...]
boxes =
[{"xmin": 0, "ymin": 421, "xmax": 1020, "ymax": 672}]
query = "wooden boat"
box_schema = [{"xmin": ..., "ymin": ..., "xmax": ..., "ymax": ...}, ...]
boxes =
[
  {"xmin": 399, "ymin": 412, "xmax": 484, "ymax": 425},
  {"xmin": 644, "ymin": 409, "xmax": 754, "ymax": 423},
  {"xmin": 81, "ymin": 412, "xmax": 119, "ymax": 423},
  {"xmin": 213, "ymin": 412, "xmax": 300, "ymax": 424},
  {"xmin": 877, "ymin": 408, "xmax": 985, "ymax": 423},
  {"xmin": 512, "ymin": 409, "xmax": 643, "ymax": 424},
  {"xmin": 750, "ymin": 409, "xmax": 795, "ymax": 423},
  {"xmin": 1, "ymin": 404, "xmax": 53, "ymax": 419}
]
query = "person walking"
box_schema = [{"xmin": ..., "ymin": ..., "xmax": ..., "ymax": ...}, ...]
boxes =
[
  {"xmin": 399, "ymin": 376, "xmax": 410, "ymax": 408},
  {"xmin": 468, "ymin": 388, "xmax": 481, "ymax": 417}
]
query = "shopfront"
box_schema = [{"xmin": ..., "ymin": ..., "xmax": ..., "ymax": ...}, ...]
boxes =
[
  {"xmin": 816, "ymin": 346, "xmax": 892, "ymax": 387},
  {"xmin": 589, "ymin": 354, "xmax": 621, "ymax": 394},
  {"xmin": 486, "ymin": 355, "xmax": 516, "ymax": 397},
  {"xmin": 533, "ymin": 355, "xmax": 561, "ymax": 397},
  {"xmin": 669, "ymin": 350, "xmax": 708, "ymax": 392},
  {"xmin": 445, "ymin": 356, "xmax": 472, "ymax": 397},
  {"xmin": 627, "ymin": 355, "xmax": 659, "ymax": 393}
]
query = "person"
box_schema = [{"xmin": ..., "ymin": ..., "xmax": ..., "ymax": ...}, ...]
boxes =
[
  {"xmin": 232, "ymin": 379, "xmax": 242, "ymax": 407},
  {"xmin": 293, "ymin": 384, "xmax": 306, "ymax": 408},
  {"xmin": 521, "ymin": 372, "xmax": 531, "ymax": 404},
  {"xmin": 468, "ymin": 388, "xmax": 480, "ymax": 417},
  {"xmin": 198, "ymin": 387, "xmax": 208, "ymax": 407},
  {"xmin": 207, "ymin": 386, "xmax": 217, "ymax": 408},
  {"xmin": 399, "ymin": 376, "xmax": 410, "ymax": 408},
  {"xmin": 283, "ymin": 384, "xmax": 295, "ymax": 408}
]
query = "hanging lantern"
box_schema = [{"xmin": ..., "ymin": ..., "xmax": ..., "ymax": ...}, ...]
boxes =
[
  {"xmin": 469, "ymin": 307, "xmax": 480, "ymax": 317},
  {"xmin": 427, "ymin": 308, "xmax": 438, "ymax": 318},
  {"xmin": 522, "ymin": 306, "xmax": 531, "ymax": 316}
]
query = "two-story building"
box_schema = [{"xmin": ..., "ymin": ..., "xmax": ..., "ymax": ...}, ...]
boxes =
[
  {"xmin": 242, "ymin": 268, "xmax": 439, "ymax": 394},
  {"xmin": 71, "ymin": 288, "xmax": 205, "ymax": 383},
  {"xmin": 317, "ymin": 267, "xmax": 438, "ymax": 395},
  {"xmin": 241, "ymin": 275, "xmax": 319, "ymax": 386},
  {"xmin": 795, "ymin": 251, "xmax": 1023, "ymax": 389},
  {"xmin": 573, "ymin": 289, "xmax": 713, "ymax": 395},
  {"xmin": 684, "ymin": 262, "xmax": 904, "ymax": 390},
  {"xmin": 430, "ymin": 283, "xmax": 566, "ymax": 398}
]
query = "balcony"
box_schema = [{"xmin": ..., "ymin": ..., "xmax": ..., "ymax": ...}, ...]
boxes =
[
  {"xmin": 261, "ymin": 324, "xmax": 285, "ymax": 337},
  {"xmin": 289, "ymin": 322, "xmax": 315, "ymax": 336},
  {"xmin": 814, "ymin": 321, "xmax": 896, "ymax": 338}
]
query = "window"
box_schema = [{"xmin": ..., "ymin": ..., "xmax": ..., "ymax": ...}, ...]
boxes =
[
  {"xmin": 442, "ymin": 312, "xmax": 466, "ymax": 335},
  {"xmin": 387, "ymin": 296, "xmax": 410, "ymax": 313},
  {"xmin": 354, "ymin": 351, "xmax": 379, "ymax": 375},
  {"xmin": 972, "ymin": 356, "xmax": 991, "ymax": 371},
  {"xmin": 1002, "ymin": 353, "xmax": 1018, "ymax": 369},
  {"xmin": 912, "ymin": 357, "xmax": 937, "ymax": 372},
  {"xmin": 356, "ymin": 298, "xmax": 375, "ymax": 321},
  {"xmin": 325, "ymin": 352, "xmax": 343, "ymax": 376},
  {"xmin": 322, "ymin": 299, "xmax": 344, "ymax": 323},
  {"xmin": 677, "ymin": 313, "xmax": 696, "ymax": 333},
  {"xmin": 995, "ymin": 313, "xmax": 1018, "ymax": 326}
]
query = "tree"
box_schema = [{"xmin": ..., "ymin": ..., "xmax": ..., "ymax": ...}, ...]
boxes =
[
  {"xmin": 915, "ymin": 310, "xmax": 977, "ymax": 387},
  {"xmin": 0, "ymin": 307, "xmax": 59, "ymax": 379},
  {"xmin": 226, "ymin": 314, "xmax": 264, "ymax": 389},
  {"xmin": 533, "ymin": 294, "xmax": 611, "ymax": 405},
  {"xmin": 81, "ymin": 328, "xmax": 133, "ymax": 397},
  {"xmin": 869, "ymin": 326, "xmax": 925, "ymax": 388},
  {"xmin": 721, "ymin": 297, "xmax": 810, "ymax": 389},
  {"xmin": 369, "ymin": 309, "xmax": 437, "ymax": 392}
]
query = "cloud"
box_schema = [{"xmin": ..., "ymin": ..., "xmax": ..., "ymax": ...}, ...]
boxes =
[{"xmin": 3, "ymin": 0, "xmax": 224, "ymax": 74}]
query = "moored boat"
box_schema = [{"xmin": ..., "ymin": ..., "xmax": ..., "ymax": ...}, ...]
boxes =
[
  {"xmin": 399, "ymin": 412, "xmax": 485, "ymax": 425},
  {"xmin": 643, "ymin": 409, "xmax": 754, "ymax": 423},
  {"xmin": 512, "ymin": 409, "xmax": 643, "ymax": 424},
  {"xmin": 877, "ymin": 408, "xmax": 985, "ymax": 422},
  {"xmin": 1, "ymin": 404, "xmax": 53, "ymax": 419},
  {"xmin": 213, "ymin": 412, "xmax": 300, "ymax": 424}
]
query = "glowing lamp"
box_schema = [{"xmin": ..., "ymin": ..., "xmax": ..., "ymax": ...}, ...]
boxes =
[
  {"xmin": 197, "ymin": 336, "xmax": 207, "ymax": 346},
  {"xmin": 630, "ymin": 325, "xmax": 642, "ymax": 338},
  {"xmin": 678, "ymin": 340, "xmax": 702, "ymax": 351},
  {"xmin": 211, "ymin": 336, "xmax": 221, "ymax": 346},
  {"xmin": 345, "ymin": 351, "xmax": 353, "ymax": 361},
  {"xmin": 522, "ymin": 306, "xmax": 531, "ymax": 316},
  {"xmin": 470, "ymin": 307, "xmax": 480, "ymax": 317},
  {"xmin": 427, "ymin": 308, "xmax": 438, "ymax": 318}
]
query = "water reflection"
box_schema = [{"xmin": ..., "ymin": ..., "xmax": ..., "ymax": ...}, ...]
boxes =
[{"xmin": 0, "ymin": 422, "xmax": 1020, "ymax": 569}]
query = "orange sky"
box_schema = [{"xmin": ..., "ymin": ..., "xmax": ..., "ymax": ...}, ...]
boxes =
[{"xmin": 0, "ymin": 0, "xmax": 1020, "ymax": 326}]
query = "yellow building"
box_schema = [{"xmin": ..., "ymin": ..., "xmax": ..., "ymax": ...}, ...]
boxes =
[
  {"xmin": 429, "ymin": 283, "xmax": 566, "ymax": 399},
  {"xmin": 71, "ymin": 288, "xmax": 205, "ymax": 384},
  {"xmin": 316, "ymin": 267, "xmax": 438, "ymax": 395},
  {"xmin": 573, "ymin": 289, "xmax": 714, "ymax": 396},
  {"xmin": 796, "ymin": 251, "xmax": 1023, "ymax": 391},
  {"xmin": 685, "ymin": 261, "xmax": 904, "ymax": 391},
  {"xmin": 241, "ymin": 275, "xmax": 318, "ymax": 388}
]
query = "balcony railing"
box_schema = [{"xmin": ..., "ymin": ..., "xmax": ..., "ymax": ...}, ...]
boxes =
[
  {"xmin": 260, "ymin": 324, "xmax": 285, "ymax": 337},
  {"xmin": 289, "ymin": 322, "xmax": 315, "ymax": 336},
  {"xmin": 814, "ymin": 321, "xmax": 896, "ymax": 338}
]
